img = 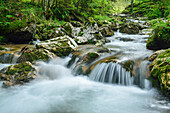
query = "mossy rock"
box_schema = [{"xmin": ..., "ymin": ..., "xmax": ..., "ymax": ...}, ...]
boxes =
[
  {"xmin": 146, "ymin": 26, "xmax": 170, "ymax": 50},
  {"xmin": 36, "ymin": 35, "xmax": 78, "ymax": 57},
  {"xmin": 99, "ymin": 26, "xmax": 114, "ymax": 37},
  {"xmin": 88, "ymin": 17, "xmax": 96, "ymax": 24},
  {"xmin": 17, "ymin": 48, "xmax": 55, "ymax": 63},
  {"xmin": 149, "ymin": 49, "xmax": 170, "ymax": 97},
  {"xmin": 71, "ymin": 21, "xmax": 83, "ymax": 27},
  {"xmin": 85, "ymin": 52, "xmax": 100, "ymax": 63},
  {"xmin": 121, "ymin": 60, "xmax": 135, "ymax": 73},
  {"xmin": 120, "ymin": 22, "xmax": 140, "ymax": 34},
  {"xmin": 0, "ymin": 61, "xmax": 37, "ymax": 87},
  {"xmin": 63, "ymin": 22, "xmax": 74, "ymax": 36}
]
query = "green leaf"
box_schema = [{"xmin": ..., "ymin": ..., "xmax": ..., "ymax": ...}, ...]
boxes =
[{"xmin": 6, "ymin": 15, "xmax": 13, "ymax": 18}]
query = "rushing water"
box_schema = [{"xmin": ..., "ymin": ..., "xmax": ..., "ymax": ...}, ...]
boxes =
[
  {"xmin": 89, "ymin": 62, "xmax": 133, "ymax": 85},
  {"xmin": 0, "ymin": 58, "xmax": 170, "ymax": 113},
  {"xmin": 0, "ymin": 29, "xmax": 170, "ymax": 113}
]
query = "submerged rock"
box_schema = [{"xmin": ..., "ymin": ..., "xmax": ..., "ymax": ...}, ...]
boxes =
[
  {"xmin": 83, "ymin": 52, "xmax": 100, "ymax": 64},
  {"xmin": 0, "ymin": 61, "xmax": 37, "ymax": 87},
  {"xmin": 72, "ymin": 52, "xmax": 100, "ymax": 75},
  {"xmin": 149, "ymin": 49, "xmax": 170, "ymax": 97}
]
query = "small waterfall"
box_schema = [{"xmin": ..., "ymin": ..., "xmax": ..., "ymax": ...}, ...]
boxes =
[
  {"xmin": 89, "ymin": 62, "xmax": 133, "ymax": 85},
  {"xmin": 134, "ymin": 60, "xmax": 152, "ymax": 89},
  {"xmin": 0, "ymin": 53, "xmax": 13, "ymax": 63},
  {"xmin": 89, "ymin": 61, "xmax": 152, "ymax": 88},
  {"xmin": 0, "ymin": 52, "xmax": 21, "ymax": 64}
]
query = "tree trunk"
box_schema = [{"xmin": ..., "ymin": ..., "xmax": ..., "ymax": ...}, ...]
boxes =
[
  {"xmin": 131, "ymin": 0, "xmax": 134, "ymax": 13},
  {"xmin": 55, "ymin": 0, "xmax": 58, "ymax": 7}
]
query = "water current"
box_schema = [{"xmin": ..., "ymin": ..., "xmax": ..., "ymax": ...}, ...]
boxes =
[{"xmin": 0, "ymin": 30, "xmax": 169, "ymax": 113}]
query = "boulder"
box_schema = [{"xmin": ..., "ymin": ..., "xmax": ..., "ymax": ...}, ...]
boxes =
[
  {"xmin": 148, "ymin": 50, "xmax": 166, "ymax": 61},
  {"xmin": 83, "ymin": 52, "xmax": 100, "ymax": 64},
  {"xmin": 73, "ymin": 52, "xmax": 100, "ymax": 75},
  {"xmin": 120, "ymin": 22, "xmax": 140, "ymax": 34},
  {"xmin": 4, "ymin": 22, "xmax": 35, "ymax": 44},
  {"xmin": 149, "ymin": 49, "xmax": 170, "ymax": 97},
  {"xmin": 36, "ymin": 35, "xmax": 78, "ymax": 57},
  {"xmin": 71, "ymin": 21, "xmax": 83, "ymax": 27},
  {"xmin": 0, "ymin": 61, "xmax": 37, "ymax": 87},
  {"xmin": 110, "ymin": 21, "xmax": 120, "ymax": 31},
  {"xmin": 95, "ymin": 39, "xmax": 105, "ymax": 47},
  {"xmin": 146, "ymin": 26, "xmax": 170, "ymax": 50},
  {"xmin": 62, "ymin": 22, "xmax": 74, "ymax": 37},
  {"xmin": 75, "ymin": 32, "xmax": 104, "ymax": 44},
  {"xmin": 99, "ymin": 26, "xmax": 114, "ymax": 37},
  {"xmin": 74, "ymin": 23, "xmax": 104, "ymax": 44},
  {"xmin": 17, "ymin": 48, "xmax": 55, "ymax": 63},
  {"xmin": 40, "ymin": 28, "xmax": 66, "ymax": 40},
  {"xmin": 36, "ymin": 25, "xmax": 66, "ymax": 41},
  {"xmin": 5, "ymin": 29, "xmax": 33, "ymax": 44}
]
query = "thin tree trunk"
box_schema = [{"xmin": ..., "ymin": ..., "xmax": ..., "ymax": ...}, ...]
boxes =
[
  {"xmin": 55, "ymin": 0, "xmax": 57, "ymax": 7},
  {"xmin": 131, "ymin": 0, "xmax": 134, "ymax": 13}
]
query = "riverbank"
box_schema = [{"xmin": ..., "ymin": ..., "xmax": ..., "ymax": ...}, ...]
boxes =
[{"xmin": 0, "ymin": 1, "xmax": 169, "ymax": 112}]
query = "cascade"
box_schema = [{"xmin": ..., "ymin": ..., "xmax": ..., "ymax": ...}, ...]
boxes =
[
  {"xmin": 89, "ymin": 62, "xmax": 132, "ymax": 85},
  {"xmin": 89, "ymin": 61, "xmax": 152, "ymax": 88},
  {"xmin": 0, "ymin": 19, "xmax": 169, "ymax": 113},
  {"xmin": 0, "ymin": 52, "xmax": 21, "ymax": 64},
  {"xmin": 134, "ymin": 60, "xmax": 152, "ymax": 89}
]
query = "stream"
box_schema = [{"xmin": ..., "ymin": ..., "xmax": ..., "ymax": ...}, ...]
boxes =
[{"xmin": 0, "ymin": 29, "xmax": 170, "ymax": 113}]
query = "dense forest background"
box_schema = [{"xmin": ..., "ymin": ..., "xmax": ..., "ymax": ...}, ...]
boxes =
[{"xmin": 0, "ymin": 0, "xmax": 169, "ymax": 44}]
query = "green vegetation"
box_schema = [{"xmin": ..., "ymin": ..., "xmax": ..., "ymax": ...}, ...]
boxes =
[
  {"xmin": 122, "ymin": 0, "xmax": 170, "ymax": 19},
  {"xmin": 146, "ymin": 24, "xmax": 170, "ymax": 50},
  {"xmin": 149, "ymin": 49, "xmax": 170, "ymax": 97},
  {"xmin": 0, "ymin": 0, "xmax": 121, "ymax": 44}
]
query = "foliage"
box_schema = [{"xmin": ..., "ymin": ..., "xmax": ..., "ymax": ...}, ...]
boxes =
[
  {"xmin": 149, "ymin": 19, "xmax": 169, "ymax": 29},
  {"xmin": 93, "ymin": 15, "xmax": 112, "ymax": 21},
  {"xmin": 149, "ymin": 49, "xmax": 170, "ymax": 97},
  {"xmin": 0, "ymin": 46, "xmax": 5, "ymax": 50},
  {"xmin": 146, "ymin": 23, "xmax": 170, "ymax": 50},
  {"xmin": 0, "ymin": 1, "xmax": 44, "ymax": 34},
  {"xmin": 122, "ymin": 0, "xmax": 170, "ymax": 19}
]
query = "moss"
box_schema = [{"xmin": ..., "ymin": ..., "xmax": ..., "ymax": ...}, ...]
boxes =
[
  {"xmin": 83, "ymin": 52, "xmax": 100, "ymax": 64},
  {"xmin": 6, "ymin": 69, "xmax": 15, "ymax": 75},
  {"xmin": 63, "ymin": 22, "xmax": 73, "ymax": 34},
  {"xmin": 121, "ymin": 60, "xmax": 135, "ymax": 73},
  {"xmin": 122, "ymin": 0, "xmax": 168, "ymax": 19},
  {"xmin": 17, "ymin": 49, "xmax": 52, "ymax": 63},
  {"xmin": 157, "ymin": 49, "xmax": 170, "ymax": 58},
  {"xmin": 89, "ymin": 53, "xmax": 98, "ymax": 58},
  {"xmin": 149, "ymin": 49, "xmax": 170, "ymax": 97},
  {"xmin": 0, "ymin": 46, "xmax": 5, "ymax": 50},
  {"xmin": 146, "ymin": 26, "xmax": 170, "ymax": 50},
  {"xmin": 24, "ymin": 65, "xmax": 31, "ymax": 71},
  {"xmin": 120, "ymin": 22, "xmax": 139, "ymax": 34}
]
